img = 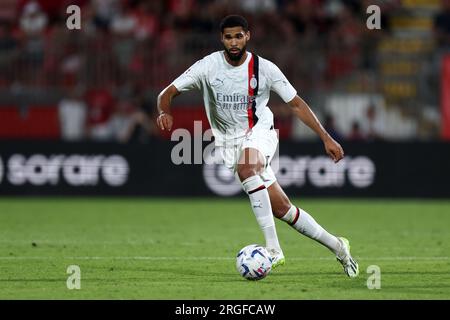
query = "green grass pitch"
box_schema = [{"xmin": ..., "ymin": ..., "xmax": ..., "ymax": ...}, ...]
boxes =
[{"xmin": 0, "ymin": 198, "xmax": 449, "ymax": 299}]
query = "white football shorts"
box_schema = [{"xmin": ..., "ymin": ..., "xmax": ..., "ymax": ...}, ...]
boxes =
[{"xmin": 216, "ymin": 127, "xmax": 278, "ymax": 188}]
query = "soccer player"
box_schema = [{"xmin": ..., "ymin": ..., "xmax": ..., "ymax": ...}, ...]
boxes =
[{"xmin": 156, "ymin": 15, "xmax": 359, "ymax": 277}]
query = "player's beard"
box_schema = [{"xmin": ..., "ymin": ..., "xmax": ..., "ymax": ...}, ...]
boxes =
[{"xmin": 224, "ymin": 45, "xmax": 246, "ymax": 62}]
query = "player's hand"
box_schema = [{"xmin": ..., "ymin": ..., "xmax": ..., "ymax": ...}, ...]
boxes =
[
  {"xmin": 323, "ymin": 136, "xmax": 344, "ymax": 163},
  {"xmin": 157, "ymin": 112, "xmax": 173, "ymax": 131}
]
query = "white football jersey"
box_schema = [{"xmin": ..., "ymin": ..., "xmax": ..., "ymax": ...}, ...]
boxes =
[{"xmin": 171, "ymin": 51, "xmax": 297, "ymax": 146}]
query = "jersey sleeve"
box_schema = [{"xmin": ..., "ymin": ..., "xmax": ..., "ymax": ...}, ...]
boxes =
[
  {"xmin": 268, "ymin": 62, "xmax": 297, "ymax": 103},
  {"xmin": 171, "ymin": 58, "xmax": 206, "ymax": 92}
]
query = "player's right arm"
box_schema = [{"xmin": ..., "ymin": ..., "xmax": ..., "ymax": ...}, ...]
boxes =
[
  {"xmin": 156, "ymin": 58, "xmax": 206, "ymax": 132},
  {"xmin": 157, "ymin": 85, "xmax": 179, "ymax": 131}
]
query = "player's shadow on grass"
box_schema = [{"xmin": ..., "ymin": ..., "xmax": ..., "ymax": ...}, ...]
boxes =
[
  {"xmin": 89, "ymin": 265, "xmax": 346, "ymax": 279},
  {"xmin": 85, "ymin": 265, "xmax": 353, "ymax": 282}
]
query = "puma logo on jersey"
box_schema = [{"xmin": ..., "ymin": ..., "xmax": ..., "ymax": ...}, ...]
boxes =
[{"xmin": 212, "ymin": 78, "xmax": 224, "ymax": 87}]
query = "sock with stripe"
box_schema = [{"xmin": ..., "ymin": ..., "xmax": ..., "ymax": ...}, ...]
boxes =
[
  {"xmin": 280, "ymin": 205, "xmax": 341, "ymax": 255},
  {"xmin": 242, "ymin": 175, "xmax": 282, "ymax": 252}
]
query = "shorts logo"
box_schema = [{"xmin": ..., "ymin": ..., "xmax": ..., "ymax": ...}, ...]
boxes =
[{"xmin": 250, "ymin": 75, "xmax": 257, "ymax": 89}]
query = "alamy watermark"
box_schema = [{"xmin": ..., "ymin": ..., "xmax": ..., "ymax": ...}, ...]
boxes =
[
  {"xmin": 366, "ymin": 265, "xmax": 381, "ymax": 289},
  {"xmin": 366, "ymin": 5, "xmax": 381, "ymax": 30},
  {"xmin": 66, "ymin": 5, "xmax": 81, "ymax": 30},
  {"xmin": 65, "ymin": 4, "xmax": 381, "ymax": 31},
  {"xmin": 66, "ymin": 265, "xmax": 81, "ymax": 290},
  {"xmin": 170, "ymin": 121, "xmax": 280, "ymax": 170}
]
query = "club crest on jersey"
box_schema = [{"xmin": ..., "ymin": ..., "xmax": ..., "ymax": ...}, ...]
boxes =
[{"xmin": 250, "ymin": 75, "xmax": 257, "ymax": 90}]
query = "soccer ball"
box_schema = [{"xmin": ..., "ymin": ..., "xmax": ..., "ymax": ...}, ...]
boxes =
[{"xmin": 236, "ymin": 244, "xmax": 272, "ymax": 280}]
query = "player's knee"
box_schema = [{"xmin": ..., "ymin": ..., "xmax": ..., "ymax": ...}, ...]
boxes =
[
  {"xmin": 237, "ymin": 148, "xmax": 265, "ymax": 181},
  {"xmin": 273, "ymin": 200, "xmax": 292, "ymax": 218},
  {"xmin": 237, "ymin": 164, "xmax": 259, "ymax": 181}
]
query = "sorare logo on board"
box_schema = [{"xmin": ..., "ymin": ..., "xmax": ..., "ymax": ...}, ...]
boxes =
[
  {"xmin": 0, "ymin": 153, "xmax": 129, "ymax": 187},
  {"xmin": 203, "ymin": 154, "xmax": 376, "ymax": 196}
]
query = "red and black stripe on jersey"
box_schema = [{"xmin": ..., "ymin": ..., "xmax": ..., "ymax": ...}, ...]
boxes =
[{"xmin": 247, "ymin": 54, "xmax": 259, "ymax": 129}]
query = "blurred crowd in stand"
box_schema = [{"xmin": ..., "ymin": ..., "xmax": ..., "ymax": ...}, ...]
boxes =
[{"xmin": 0, "ymin": 0, "xmax": 448, "ymax": 142}]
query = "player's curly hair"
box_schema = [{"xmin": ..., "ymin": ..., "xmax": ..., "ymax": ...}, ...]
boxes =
[{"xmin": 220, "ymin": 15, "xmax": 248, "ymax": 33}]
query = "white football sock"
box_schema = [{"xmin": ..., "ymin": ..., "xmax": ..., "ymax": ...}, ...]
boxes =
[
  {"xmin": 242, "ymin": 175, "xmax": 281, "ymax": 252},
  {"xmin": 280, "ymin": 205, "xmax": 341, "ymax": 255}
]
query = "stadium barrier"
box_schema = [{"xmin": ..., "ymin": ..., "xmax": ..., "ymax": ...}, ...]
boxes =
[{"xmin": 0, "ymin": 140, "xmax": 449, "ymax": 198}]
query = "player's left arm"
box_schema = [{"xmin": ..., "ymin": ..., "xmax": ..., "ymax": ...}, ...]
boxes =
[{"xmin": 287, "ymin": 95, "xmax": 344, "ymax": 163}]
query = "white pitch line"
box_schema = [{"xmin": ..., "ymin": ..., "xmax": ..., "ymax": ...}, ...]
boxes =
[{"xmin": 0, "ymin": 256, "xmax": 448, "ymax": 261}]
